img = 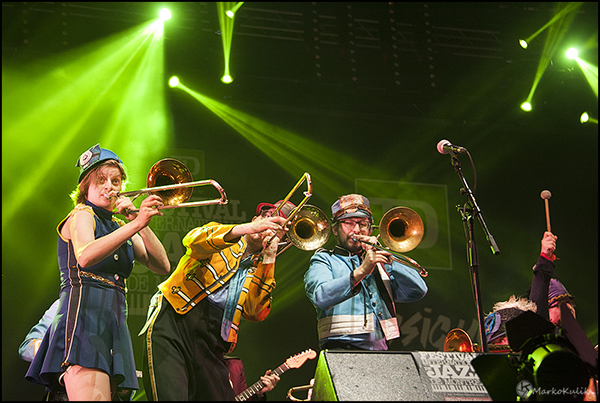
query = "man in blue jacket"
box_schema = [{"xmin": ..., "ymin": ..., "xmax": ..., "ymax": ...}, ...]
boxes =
[{"xmin": 304, "ymin": 194, "xmax": 428, "ymax": 351}]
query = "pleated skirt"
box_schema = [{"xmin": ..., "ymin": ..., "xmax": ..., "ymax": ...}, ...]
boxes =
[{"xmin": 25, "ymin": 280, "xmax": 138, "ymax": 391}]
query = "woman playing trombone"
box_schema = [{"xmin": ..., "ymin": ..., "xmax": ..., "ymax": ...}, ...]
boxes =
[{"xmin": 26, "ymin": 144, "xmax": 170, "ymax": 400}]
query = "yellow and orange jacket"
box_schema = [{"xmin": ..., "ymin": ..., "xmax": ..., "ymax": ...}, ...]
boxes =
[{"xmin": 158, "ymin": 222, "xmax": 276, "ymax": 344}]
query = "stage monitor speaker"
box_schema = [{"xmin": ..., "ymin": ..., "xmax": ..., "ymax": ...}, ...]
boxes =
[{"xmin": 312, "ymin": 350, "xmax": 493, "ymax": 401}]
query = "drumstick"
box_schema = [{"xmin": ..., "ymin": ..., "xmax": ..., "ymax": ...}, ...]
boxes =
[{"xmin": 540, "ymin": 190, "xmax": 552, "ymax": 232}]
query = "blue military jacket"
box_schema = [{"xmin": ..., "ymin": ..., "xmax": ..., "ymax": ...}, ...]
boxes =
[{"xmin": 304, "ymin": 246, "xmax": 428, "ymax": 350}]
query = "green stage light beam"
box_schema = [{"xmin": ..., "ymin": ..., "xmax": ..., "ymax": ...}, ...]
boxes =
[
  {"xmin": 171, "ymin": 80, "xmax": 407, "ymax": 309},
  {"xmin": 519, "ymin": 3, "xmax": 583, "ymax": 48},
  {"xmin": 519, "ymin": 3, "xmax": 581, "ymax": 113},
  {"xmin": 173, "ymin": 82, "xmax": 392, "ymax": 199},
  {"xmin": 217, "ymin": 2, "xmax": 239, "ymax": 84},
  {"xmin": 2, "ymin": 17, "xmax": 171, "ymax": 231},
  {"xmin": 226, "ymin": 2, "xmax": 244, "ymax": 18},
  {"xmin": 574, "ymin": 57, "xmax": 598, "ymax": 99}
]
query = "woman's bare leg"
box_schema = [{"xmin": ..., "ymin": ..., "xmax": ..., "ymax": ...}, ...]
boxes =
[{"xmin": 63, "ymin": 365, "xmax": 112, "ymax": 401}]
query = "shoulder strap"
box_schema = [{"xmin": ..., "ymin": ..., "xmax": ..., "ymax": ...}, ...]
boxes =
[{"xmin": 373, "ymin": 265, "xmax": 396, "ymax": 318}]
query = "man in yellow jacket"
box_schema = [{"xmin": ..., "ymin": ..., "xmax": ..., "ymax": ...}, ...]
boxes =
[{"xmin": 141, "ymin": 200, "xmax": 294, "ymax": 400}]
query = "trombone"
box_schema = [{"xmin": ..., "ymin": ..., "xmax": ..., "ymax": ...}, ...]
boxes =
[
  {"xmin": 266, "ymin": 173, "xmax": 331, "ymax": 255},
  {"xmin": 277, "ymin": 205, "xmax": 331, "ymax": 255},
  {"xmin": 443, "ymin": 328, "xmax": 479, "ymax": 352},
  {"xmin": 287, "ymin": 384, "xmax": 313, "ymax": 401},
  {"xmin": 351, "ymin": 206, "xmax": 428, "ymax": 277},
  {"xmin": 113, "ymin": 158, "xmax": 228, "ymax": 213}
]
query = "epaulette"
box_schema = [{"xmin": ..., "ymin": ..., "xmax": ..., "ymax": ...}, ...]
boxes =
[{"xmin": 73, "ymin": 203, "xmax": 95, "ymax": 216}]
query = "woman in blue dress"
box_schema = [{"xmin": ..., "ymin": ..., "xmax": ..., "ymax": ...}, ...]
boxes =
[{"xmin": 26, "ymin": 144, "xmax": 170, "ymax": 400}]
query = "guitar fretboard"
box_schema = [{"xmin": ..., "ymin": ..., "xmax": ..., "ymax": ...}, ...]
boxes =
[{"xmin": 234, "ymin": 363, "xmax": 289, "ymax": 401}]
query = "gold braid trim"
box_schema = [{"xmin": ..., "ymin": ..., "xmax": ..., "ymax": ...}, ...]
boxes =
[{"xmin": 80, "ymin": 270, "xmax": 126, "ymax": 292}]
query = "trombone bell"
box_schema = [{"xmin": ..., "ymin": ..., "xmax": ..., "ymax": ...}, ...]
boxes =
[
  {"xmin": 147, "ymin": 159, "xmax": 194, "ymax": 206},
  {"xmin": 443, "ymin": 328, "xmax": 477, "ymax": 352},
  {"xmin": 116, "ymin": 158, "xmax": 228, "ymax": 211},
  {"xmin": 379, "ymin": 206, "xmax": 424, "ymax": 253},
  {"xmin": 287, "ymin": 205, "xmax": 331, "ymax": 251}
]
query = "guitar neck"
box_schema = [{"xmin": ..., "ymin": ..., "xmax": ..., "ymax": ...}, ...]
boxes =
[{"xmin": 235, "ymin": 363, "xmax": 289, "ymax": 402}]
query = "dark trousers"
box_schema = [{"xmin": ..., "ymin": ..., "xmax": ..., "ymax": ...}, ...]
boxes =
[{"xmin": 142, "ymin": 295, "xmax": 235, "ymax": 401}]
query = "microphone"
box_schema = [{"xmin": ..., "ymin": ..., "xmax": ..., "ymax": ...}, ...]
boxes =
[{"xmin": 437, "ymin": 139, "xmax": 467, "ymax": 155}]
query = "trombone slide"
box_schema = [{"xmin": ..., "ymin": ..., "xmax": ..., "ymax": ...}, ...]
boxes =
[
  {"xmin": 266, "ymin": 173, "xmax": 312, "ymax": 246},
  {"xmin": 110, "ymin": 158, "xmax": 228, "ymax": 214},
  {"xmin": 118, "ymin": 179, "xmax": 228, "ymax": 209},
  {"xmin": 352, "ymin": 237, "xmax": 428, "ymax": 277}
]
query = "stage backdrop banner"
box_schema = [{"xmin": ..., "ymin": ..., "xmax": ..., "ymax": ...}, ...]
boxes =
[{"xmin": 356, "ymin": 179, "xmax": 452, "ymax": 272}]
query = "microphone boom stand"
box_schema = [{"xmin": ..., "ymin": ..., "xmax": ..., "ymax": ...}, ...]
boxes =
[{"xmin": 449, "ymin": 153, "xmax": 500, "ymax": 353}]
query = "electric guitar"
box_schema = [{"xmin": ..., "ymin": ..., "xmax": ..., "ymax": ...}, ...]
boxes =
[{"xmin": 234, "ymin": 349, "xmax": 317, "ymax": 401}]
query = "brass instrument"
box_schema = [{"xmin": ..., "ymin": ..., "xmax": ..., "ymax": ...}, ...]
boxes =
[
  {"xmin": 352, "ymin": 206, "xmax": 428, "ymax": 277},
  {"xmin": 443, "ymin": 328, "xmax": 480, "ymax": 352},
  {"xmin": 115, "ymin": 158, "xmax": 228, "ymax": 213},
  {"xmin": 266, "ymin": 173, "xmax": 330, "ymax": 254},
  {"xmin": 287, "ymin": 384, "xmax": 313, "ymax": 402},
  {"xmin": 378, "ymin": 206, "xmax": 424, "ymax": 253},
  {"xmin": 278, "ymin": 204, "xmax": 331, "ymax": 255}
]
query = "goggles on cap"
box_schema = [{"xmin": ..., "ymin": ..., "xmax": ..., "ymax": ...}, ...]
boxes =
[{"xmin": 332, "ymin": 203, "xmax": 372, "ymax": 220}]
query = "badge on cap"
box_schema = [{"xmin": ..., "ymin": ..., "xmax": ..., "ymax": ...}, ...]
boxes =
[
  {"xmin": 76, "ymin": 144, "xmax": 102, "ymax": 172},
  {"xmin": 76, "ymin": 144, "xmax": 123, "ymax": 183}
]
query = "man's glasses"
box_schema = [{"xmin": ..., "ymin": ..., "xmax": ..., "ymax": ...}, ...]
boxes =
[{"xmin": 339, "ymin": 219, "xmax": 371, "ymax": 231}]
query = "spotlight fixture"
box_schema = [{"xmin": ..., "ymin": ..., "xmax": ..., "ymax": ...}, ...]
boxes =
[
  {"xmin": 159, "ymin": 8, "xmax": 172, "ymax": 22},
  {"xmin": 519, "ymin": 39, "xmax": 528, "ymax": 49},
  {"xmin": 225, "ymin": 2, "xmax": 244, "ymax": 19},
  {"xmin": 580, "ymin": 112, "xmax": 598, "ymax": 125},
  {"xmin": 221, "ymin": 74, "xmax": 233, "ymax": 84},
  {"xmin": 580, "ymin": 111, "xmax": 589, "ymax": 123},
  {"xmin": 168, "ymin": 76, "xmax": 180, "ymax": 88},
  {"xmin": 520, "ymin": 102, "xmax": 532, "ymax": 112},
  {"xmin": 565, "ymin": 48, "xmax": 578, "ymax": 60}
]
